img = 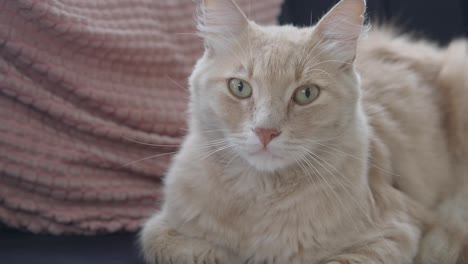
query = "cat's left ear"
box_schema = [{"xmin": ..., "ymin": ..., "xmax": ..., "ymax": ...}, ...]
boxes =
[
  {"xmin": 313, "ymin": 0, "xmax": 367, "ymax": 64},
  {"xmin": 197, "ymin": 0, "xmax": 249, "ymax": 54}
]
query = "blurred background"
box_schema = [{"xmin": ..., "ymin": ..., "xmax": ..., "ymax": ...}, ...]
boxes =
[
  {"xmin": 0, "ymin": 0, "xmax": 466, "ymax": 264},
  {"xmin": 281, "ymin": 0, "xmax": 468, "ymax": 44}
]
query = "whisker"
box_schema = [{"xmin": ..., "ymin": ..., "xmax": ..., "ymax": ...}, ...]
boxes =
[
  {"xmin": 122, "ymin": 151, "xmax": 178, "ymax": 167},
  {"xmin": 301, "ymin": 146, "xmax": 360, "ymax": 191},
  {"xmin": 198, "ymin": 129, "xmax": 239, "ymax": 133},
  {"xmin": 295, "ymin": 126, "xmax": 356, "ymax": 146},
  {"xmin": 301, "ymin": 149, "xmax": 368, "ymax": 235},
  {"xmin": 121, "ymin": 135, "xmax": 233, "ymax": 150},
  {"xmin": 295, "ymin": 154, "xmax": 315, "ymax": 185},
  {"xmin": 166, "ymin": 75, "xmax": 190, "ymax": 94},
  {"xmin": 301, "ymin": 146, "xmax": 372, "ymax": 225},
  {"xmin": 300, "ymin": 146, "xmax": 394, "ymax": 254},
  {"xmin": 121, "ymin": 135, "xmax": 179, "ymax": 148},
  {"xmin": 306, "ymin": 140, "xmax": 399, "ymax": 177},
  {"xmin": 219, "ymin": 148, "xmax": 237, "ymax": 163},
  {"xmin": 225, "ymin": 151, "xmax": 240, "ymax": 167},
  {"xmin": 199, "ymin": 144, "xmax": 235, "ymax": 161},
  {"xmin": 170, "ymin": 32, "xmax": 201, "ymax": 37},
  {"xmin": 297, "ymin": 152, "xmax": 343, "ymax": 224}
]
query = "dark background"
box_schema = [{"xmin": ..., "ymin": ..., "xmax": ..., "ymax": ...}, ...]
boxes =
[
  {"xmin": 2, "ymin": 1, "xmax": 467, "ymax": 264},
  {"xmin": 280, "ymin": 0, "xmax": 468, "ymax": 44}
]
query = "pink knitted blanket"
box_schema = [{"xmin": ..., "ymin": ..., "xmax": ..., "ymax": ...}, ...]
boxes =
[{"xmin": 0, "ymin": 0, "xmax": 281, "ymax": 234}]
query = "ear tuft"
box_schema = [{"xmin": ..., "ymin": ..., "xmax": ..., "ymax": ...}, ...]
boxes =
[
  {"xmin": 196, "ymin": 0, "xmax": 249, "ymax": 52},
  {"xmin": 313, "ymin": 0, "xmax": 367, "ymax": 63}
]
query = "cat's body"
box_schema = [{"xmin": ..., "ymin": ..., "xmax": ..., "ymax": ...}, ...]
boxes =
[
  {"xmin": 141, "ymin": 0, "xmax": 468, "ymax": 263},
  {"xmin": 359, "ymin": 30, "xmax": 456, "ymax": 207}
]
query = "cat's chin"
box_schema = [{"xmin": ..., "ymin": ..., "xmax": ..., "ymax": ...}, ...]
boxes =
[{"xmin": 243, "ymin": 150, "xmax": 291, "ymax": 172}]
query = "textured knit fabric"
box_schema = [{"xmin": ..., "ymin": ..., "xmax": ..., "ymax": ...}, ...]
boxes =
[{"xmin": 0, "ymin": 0, "xmax": 281, "ymax": 234}]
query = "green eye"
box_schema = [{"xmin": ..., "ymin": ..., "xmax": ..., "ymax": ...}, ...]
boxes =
[
  {"xmin": 228, "ymin": 78, "xmax": 252, "ymax": 99},
  {"xmin": 293, "ymin": 85, "xmax": 320, "ymax": 105}
]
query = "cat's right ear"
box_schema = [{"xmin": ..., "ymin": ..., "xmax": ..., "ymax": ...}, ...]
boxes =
[{"xmin": 196, "ymin": 0, "xmax": 249, "ymax": 54}]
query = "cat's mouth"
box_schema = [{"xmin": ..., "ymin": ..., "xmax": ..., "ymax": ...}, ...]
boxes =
[
  {"xmin": 242, "ymin": 147, "xmax": 291, "ymax": 171},
  {"xmin": 248, "ymin": 148, "xmax": 283, "ymax": 160}
]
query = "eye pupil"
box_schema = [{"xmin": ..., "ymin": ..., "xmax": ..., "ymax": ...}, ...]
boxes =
[
  {"xmin": 228, "ymin": 78, "xmax": 252, "ymax": 99},
  {"xmin": 293, "ymin": 85, "xmax": 320, "ymax": 105},
  {"xmin": 305, "ymin": 87, "xmax": 311, "ymax": 98},
  {"xmin": 237, "ymin": 82, "xmax": 244, "ymax": 92}
]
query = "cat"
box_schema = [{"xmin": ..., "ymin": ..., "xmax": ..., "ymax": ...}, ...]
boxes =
[{"xmin": 140, "ymin": 0, "xmax": 468, "ymax": 263}]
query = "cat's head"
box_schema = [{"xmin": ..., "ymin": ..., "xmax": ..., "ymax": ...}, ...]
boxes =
[{"xmin": 188, "ymin": 0, "xmax": 367, "ymax": 172}]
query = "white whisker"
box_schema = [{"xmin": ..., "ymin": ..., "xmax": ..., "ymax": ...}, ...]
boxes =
[
  {"xmin": 307, "ymin": 140, "xmax": 399, "ymax": 177},
  {"xmin": 299, "ymin": 146, "xmax": 394, "ymax": 254},
  {"xmin": 199, "ymin": 143, "xmax": 235, "ymax": 161},
  {"xmin": 300, "ymin": 146, "xmax": 372, "ymax": 227},
  {"xmin": 166, "ymin": 75, "xmax": 190, "ymax": 94},
  {"xmin": 122, "ymin": 151, "xmax": 178, "ymax": 167},
  {"xmin": 297, "ymin": 152, "xmax": 343, "ymax": 225},
  {"xmin": 225, "ymin": 151, "xmax": 240, "ymax": 167},
  {"xmin": 121, "ymin": 135, "xmax": 179, "ymax": 148}
]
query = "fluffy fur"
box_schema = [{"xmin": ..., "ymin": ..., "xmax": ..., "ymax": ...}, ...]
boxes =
[{"xmin": 140, "ymin": 0, "xmax": 468, "ymax": 263}]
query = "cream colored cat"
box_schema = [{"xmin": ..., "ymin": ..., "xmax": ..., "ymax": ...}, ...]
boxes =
[{"xmin": 140, "ymin": 0, "xmax": 468, "ymax": 263}]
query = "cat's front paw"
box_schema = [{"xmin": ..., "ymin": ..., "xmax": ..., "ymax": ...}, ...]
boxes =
[
  {"xmin": 141, "ymin": 215, "xmax": 237, "ymax": 264},
  {"xmin": 141, "ymin": 228, "xmax": 219, "ymax": 264},
  {"xmin": 151, "ymin": 243, "xmax": 228, "ymax": 264}
]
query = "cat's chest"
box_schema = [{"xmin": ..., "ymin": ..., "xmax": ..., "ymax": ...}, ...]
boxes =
[
  {"xmin": 181, "ymin": 179, "xmax": 369, "ymax": 262},
  {"xmin": 240, "ymin": 191, "xmax": 368, "ymax": 261}
]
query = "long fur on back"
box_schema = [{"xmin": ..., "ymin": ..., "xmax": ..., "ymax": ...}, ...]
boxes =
[{"xmin": 416, "ymin": 40, "xmax": 468, "ymax": 264}]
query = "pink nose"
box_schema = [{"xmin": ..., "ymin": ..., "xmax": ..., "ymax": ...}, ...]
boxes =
[{"xmin": 254, "ymin": 128, "xmax": 281, "ymax": 147}]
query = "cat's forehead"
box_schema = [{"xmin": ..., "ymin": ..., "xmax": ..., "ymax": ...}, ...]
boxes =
[
  {"xmin": 255, "ymin": 24, "xmax": 313, "ymax": 42},
  {"xmin": 247, "ymin": 25, "xmax": 315, "ymax": 83},
  {"xmin": 250, "ymin": 25, "xmax": 312, "ymax": 52}
]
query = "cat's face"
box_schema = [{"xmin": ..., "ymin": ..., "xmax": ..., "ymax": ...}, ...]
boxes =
[{"xmin": 189, "ymin": 0, "xmax": 365, "ymax": 172}]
